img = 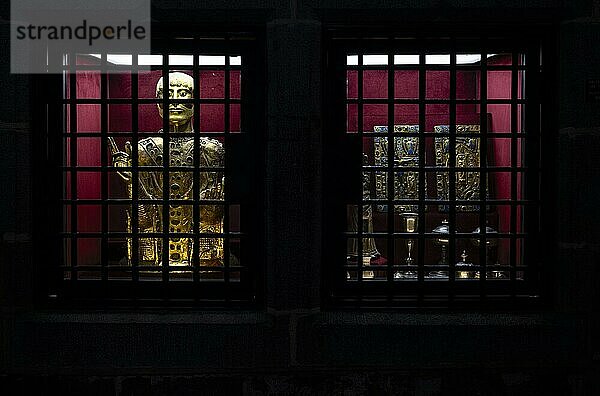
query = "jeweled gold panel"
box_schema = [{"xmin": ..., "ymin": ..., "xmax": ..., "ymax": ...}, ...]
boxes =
[
  {"xmin": 373, "ymin": 125, "xmax": 423, "ymax": 213},
  {"xmin": 434, "ymin": 124, "xmax": 486, "ymax": 212}
]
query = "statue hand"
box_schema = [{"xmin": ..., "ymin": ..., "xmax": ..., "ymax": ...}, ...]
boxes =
[{"xmin": 113, "ymin": 141, "xmax": 132, "ymax": 181}]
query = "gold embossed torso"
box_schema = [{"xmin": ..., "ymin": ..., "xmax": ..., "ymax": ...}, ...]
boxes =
[
  {"xmin": 109, "ymin": 72, "xmax": 227, "ymax": 269},
  {"xmin": 131, "ymin": 135, "xmax": 224, "ymax": 266}
]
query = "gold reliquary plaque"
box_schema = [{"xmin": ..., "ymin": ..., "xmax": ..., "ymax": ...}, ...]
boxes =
[
  {"xmin": 373, "ymin": 125, "xmax": 423, "ymax": 213},
  {"xmin": 434, "ymin": 124, "xmax": 487, "ymax": 212}
]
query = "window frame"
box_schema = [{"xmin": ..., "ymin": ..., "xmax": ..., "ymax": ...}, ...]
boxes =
[
  {"xmin": 32, "ymin": 33, "xmax": 266, "ymax": 308},
  {"xmin": 323, "ymin": 27, "xmax": 557, "ymax": 309}
]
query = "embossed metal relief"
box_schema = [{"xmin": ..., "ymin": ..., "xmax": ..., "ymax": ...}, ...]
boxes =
[
  {"xmin": 434, "ymin": 125, "xmax": 486, "ymax": 212},
  {"xmin": 373, "ymin": 125, "xmax": 422, "ymax": 213}
]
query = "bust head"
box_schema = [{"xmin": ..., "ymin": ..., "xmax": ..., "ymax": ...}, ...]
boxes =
[{"xmin": 156, "ymin": 72, "xmax": 194, "ymax": 131}]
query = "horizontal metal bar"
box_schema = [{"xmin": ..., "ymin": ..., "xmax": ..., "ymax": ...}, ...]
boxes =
[
  {"xmin": 361, "ymin": 166, "xmax": 531, "ymax": 172},
  {"xmin": 61, "ymin": 199, "xmax": 230, "ymax": 205},
  {"xmin": 60, "ymin": 232, "xmax": 243, "ymax": 238},
  {"xmin": 345, "ymin": 64, "xmax": 525, "ymax": 71},
  {"xmin": 356, "ymin": 132, "xmax": 528, "ymax": 138},
  {"xmin": 356, "ymin": 199, "xmax": 537, "ymax": 205},
  {"xmin": 62, "ymin": 133, "xmax": 232, "ymax": 138},
  {"xmin": 60, "ymin": 265, "xmax": 245, "ymax": 271},
  {"xmin": 343, "ymin": 232, "xmax": 530, "ymax": 238},
  {"xmin": 346, "ymin": 98, "xmax": 527, "ymax": 105},
  {"xmin": 61, "ymin": 166, "xmax": 225, "ymax": 172},
  {"xmin": 63, "ymin": 65, "xmax": 243, "ymax": 72},
  {"xmin": 62, "ymin": 98, "xmax": 241, "ymax": 104}
]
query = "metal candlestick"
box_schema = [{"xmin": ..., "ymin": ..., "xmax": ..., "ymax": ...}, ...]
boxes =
[
  {"xmin": 433, "ymin": 219, "xmax": 450, "ymax": 265},
  {"xmin": 431, "ymin": 219, "xmax": 450, "ymax": 278},
  {"xmin": 395, "ymin": 213, "xmax": 418, "ymax": 279}
]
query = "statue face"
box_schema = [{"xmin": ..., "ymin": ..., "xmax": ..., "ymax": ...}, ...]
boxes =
[{"xmin": 156, "ymin": 72, "xmax": 194, "ymax": 127}]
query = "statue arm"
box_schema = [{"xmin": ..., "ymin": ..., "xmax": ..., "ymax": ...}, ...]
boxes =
[
  {"xmin": 108, "ymin": 137, "xmax": 132, "ymax": 181},
  {"xmin": 198, "ymin": 139, "xmax": 225, "ymax": 224},
  {"xmin": 198, "ymin": 139, "xmax": 225, "ymax": 201}
]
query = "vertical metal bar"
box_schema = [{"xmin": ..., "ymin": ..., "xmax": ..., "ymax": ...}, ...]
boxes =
[
  {"xmin": 479, "ymin": 42, "xmax": 489, "ymax": 300},
  {"xmin": 47, "ymin": 67, "xmax": 64, "ymax": 297},
  {"xmin": 524, "ymin": 43, "xmax": 541, "ymax": 295},
  {"xmin": 56, "ymin": 69, "xmax": 67, "ymax": 292},
  {"xmin": 538, "ymin": 34, "xmax": 555, "ymax": 303},
  {"xmin": 386, "ymin": 48, "xmax": 395, "ymax": 291},
  {"xmin": 417, "ymin": 50, "xmax": 426, "ymax": 304},
  {"xmin": 224, "ymin": 42, "xmax": 232, "ymax": 298},
  {"xmin": 162, "ymin": 54, "xmax": 170, "ymax": 287},
  {"xmin": 448, "ymin": 41, "xmax": 457, "ymax": 301},
  {"xmin": 100, "ymin": 55, "xmax": 109, "ymax": 288},
  {"xmin": 69, "ymin": 54, "xmax": 78, "ymax": 283},
  {"xmin": 357, "ymin": 52, "xmax": 364, "ymax": 287},
  {"xmin": 237, "ymin": 41, "xmax": 251, "ymax": 294},
  {"xmin": 192, "ymin": 44, "xmax": 201, "ymax": 289},
  {"xmin": 131, "ymin": 55, "xmax": 140, "ymax": 287},
  {"xmin": 510, "ymin": 51, "xmax": 519, "ymax": 298}
]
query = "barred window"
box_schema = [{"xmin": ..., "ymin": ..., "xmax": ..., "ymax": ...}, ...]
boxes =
[
  {"xmin": 325, "ymin": 34, "xmax": 549, "ymax": 307},
  {"xmin": 39, "ymin": 36, "xmax": 263, "ymax": 306}
]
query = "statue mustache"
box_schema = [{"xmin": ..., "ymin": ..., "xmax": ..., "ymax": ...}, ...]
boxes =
[{"xmin": 158, "ymin": 103, "xmax": 194, "ymax": 110}]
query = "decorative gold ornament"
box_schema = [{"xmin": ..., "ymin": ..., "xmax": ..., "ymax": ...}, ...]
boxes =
[
  {"xmin": 373, "ymin": 125, "xmax": 423, "ymax": 213},
  {"xmin": 434, "ymin": 125, "xmax": 486, "ymax": 212},
  {"xmin": 109, "ymin": 72, "xmax": 225, "ymax": 268}
]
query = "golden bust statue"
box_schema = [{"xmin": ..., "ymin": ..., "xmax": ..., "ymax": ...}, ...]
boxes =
[{"xmin": 110, "ymin": 72, "xmax": 225, "ymax": 268}]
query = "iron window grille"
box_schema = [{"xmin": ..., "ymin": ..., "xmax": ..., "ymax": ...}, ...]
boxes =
[
  {"xmin": 34, "ymin": 35, "xmax": 264, "ymax": 307},
  {"xmin": 324, "ymin": 31, "xmax": 555, "ymax": 308}
]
